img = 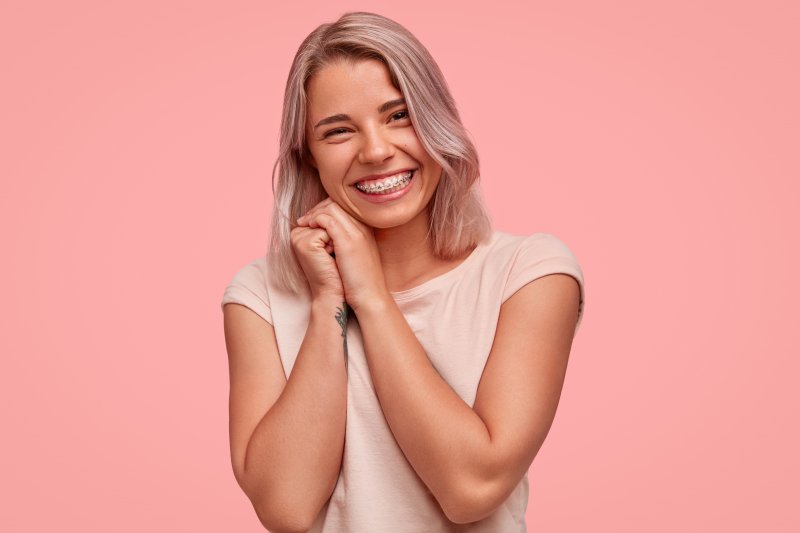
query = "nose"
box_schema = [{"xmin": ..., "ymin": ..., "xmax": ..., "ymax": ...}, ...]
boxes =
[{"xmin": 357, "ymin": 126, "xmax": 394, "ymax": 165}]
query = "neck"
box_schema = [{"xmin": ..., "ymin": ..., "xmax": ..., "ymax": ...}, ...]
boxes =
[{"xmin": 372, "ymin": 209, "xmax": 439, "ymax": 292}]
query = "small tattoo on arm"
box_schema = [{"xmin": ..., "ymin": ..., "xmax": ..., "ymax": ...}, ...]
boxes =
[{"xmin": 335, "ymin": 302, "xmax": 349, "ymax": 370}]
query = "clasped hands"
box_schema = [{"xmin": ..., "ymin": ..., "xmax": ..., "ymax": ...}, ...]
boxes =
[{"xmin": 292, "ymin": 197, "xmax": 390, "ymax": 313}]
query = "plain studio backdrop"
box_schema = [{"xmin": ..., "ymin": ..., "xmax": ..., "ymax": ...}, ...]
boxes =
[{"xmin": 1, "ymin": 1, "xmax": 797, "ymax": 531}]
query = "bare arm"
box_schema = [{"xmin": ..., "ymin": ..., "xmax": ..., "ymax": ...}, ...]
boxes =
[
  {"xmin": 224, "ymin": 295, "xmax": 347, "ymax": 532},
  {"xmin": 295, "ymin": 201, "xmax": 581, "ymax": 524},
  {"xmin": 354, "ymin": 274, "xmax": 580, "ymax": 524}
]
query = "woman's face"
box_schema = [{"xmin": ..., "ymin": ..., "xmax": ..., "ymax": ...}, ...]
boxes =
[{"xmin": 304, "ymin": 59, "xmax": 443, "ymax": 230}]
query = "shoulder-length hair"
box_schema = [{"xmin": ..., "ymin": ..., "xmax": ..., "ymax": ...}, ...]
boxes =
[{"xmin": 269, "ymin": 11, "xmax": 492, "ymax": 293}]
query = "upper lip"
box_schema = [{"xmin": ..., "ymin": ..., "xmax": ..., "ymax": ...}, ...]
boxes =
[{"xmin": 351, "ymin": 168, "xmax": 416, "ymax": 185}]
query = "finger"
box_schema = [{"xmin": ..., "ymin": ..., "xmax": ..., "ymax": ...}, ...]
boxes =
[
  {"xmin": 325, "ymin": 202, "xmax": 369, "ymax": 237},
  {"xmin": 297, "ymin": 197, "xmax": 334, "ymax": 225},
  {"xmin": 305, "ymin": 196, "xmax": 333, "ymax": 215},
  {"xmin": 311, "ymin": 212, "xmax": 361, "ymax": 250},
  {"xmin": 306, "ymin": 204, "xmax": 363, "ymax": 241},
  {"xmin": 291, "ymin": 226, "xmax": 331, "ymax": 251},
  {"xmin": 310, "ymin": 227, "xmax": 332, "ymax": 245},
  {"xmin": 291, "ymin": 225, "xmax": 329, "ymax": 240},
  {"xmin": 305, "ymin": 212, "xmax": 337, "ymax": 236}
]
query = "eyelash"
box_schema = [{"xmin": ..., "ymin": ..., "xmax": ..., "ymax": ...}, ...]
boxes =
[{"xmin": 323, "ymin": 110, "xmax": 410, "ymax": 138}]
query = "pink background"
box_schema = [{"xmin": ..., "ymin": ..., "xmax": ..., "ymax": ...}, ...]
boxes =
[{"xmin": 2, "ymin": 1, "xmax": 798, "ymax": 531}]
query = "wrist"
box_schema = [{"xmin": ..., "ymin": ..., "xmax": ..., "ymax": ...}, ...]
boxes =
[
  {"xmin": 311, "ymin": 293, "xmax": 346, "ymax": 311},
  {"xmin": 348, "ymin": 290, "xmax": 395, "ymax": 318}
]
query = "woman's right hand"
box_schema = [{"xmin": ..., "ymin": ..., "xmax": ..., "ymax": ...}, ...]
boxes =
[{"xmin": 290, "ymin": 224, "xmax": 344, "ymax": 300}]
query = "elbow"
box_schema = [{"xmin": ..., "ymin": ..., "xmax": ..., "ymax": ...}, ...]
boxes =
[
  {"xmin": 250, "ymin": 490, "xmax": 320, "ymax": 533},
  {"xmin": 235, "ymin": 468, "xmax": 325, "ymax": 532},
  {"xmin": 441, "ymin": 476, "xmax": 505, "ymax": 525},
  {"xmin": 253, "ymin": 500, "xmax": 317, "ymax": 533},
  {"xmin": 235, "ymin": 462, "xmax": 334, "ymax": 532}
]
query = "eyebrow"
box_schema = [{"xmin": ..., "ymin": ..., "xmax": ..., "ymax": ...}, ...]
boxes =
[{"xmin": 313, "ymin": 98, "xmax": 407, "ymax": 130}]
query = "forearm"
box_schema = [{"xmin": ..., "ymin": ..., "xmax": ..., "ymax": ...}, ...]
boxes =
[
  {"xmin": 243, "ymin": 296, "xmax": 348, "ymax": 528},
  {"xmin": 353, "ymin": 295, "xmax": 493, "ymax": 518}
]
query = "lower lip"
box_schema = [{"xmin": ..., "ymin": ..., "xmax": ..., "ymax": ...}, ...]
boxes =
[{"xmin": 353, "ymin": 171, "xmax": 416, "ymax": 204}]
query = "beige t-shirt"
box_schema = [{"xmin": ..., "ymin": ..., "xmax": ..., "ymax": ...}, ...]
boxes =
[{"xmin": 221, "ymin": 231, "xmax": 586, "ymax": 532}]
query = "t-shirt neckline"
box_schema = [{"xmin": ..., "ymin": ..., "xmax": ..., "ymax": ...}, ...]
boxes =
[{"xmin": 389, "ymin": 233, "xmax": 495, "ymax": 301}]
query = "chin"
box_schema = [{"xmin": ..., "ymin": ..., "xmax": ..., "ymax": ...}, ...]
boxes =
[
  {"xmin": 357, "ymin": 207, "xmax": 427, "ymax": 231},
  {"xmin": 357, "ymin": 216, "xmax": 409, "ymax": 230}
]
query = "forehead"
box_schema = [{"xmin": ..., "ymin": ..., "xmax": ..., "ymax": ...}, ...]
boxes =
[{"xmin": 306, "ymin": 59, "xmax": 402, "ymax": 118}]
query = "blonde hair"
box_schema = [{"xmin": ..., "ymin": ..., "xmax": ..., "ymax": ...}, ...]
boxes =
[{"xmin": 269, "ymin": 11, "xmax": 492, "ymax": 293}]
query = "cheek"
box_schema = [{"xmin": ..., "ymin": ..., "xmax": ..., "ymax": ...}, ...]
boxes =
[
  {"xmin": 316, "ymin": 173, "xmax": 352, "ymax": 206},
  {"xmin": 316, "ymin": 149, "xmax": 352, "ymax": 176},
  {"xmin": 317, "ymin": 176, "xmax": 342, "ymax": 199},
  {"xmin": 399, "ymin": 135, "xmax": 437, "ymax": 166},
  {"xmin": 314, "ymin": 154, "xmax": 344, "ymax": 183}
]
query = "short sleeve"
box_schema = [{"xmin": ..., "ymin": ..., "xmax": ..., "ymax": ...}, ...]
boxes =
[
  {"xmin": 220, "ymin": 257, "xmax": 273, "ymax": 325},
  {"xmin": 503, "ymin": 233, "xmax": 586, "ymax": 334}
]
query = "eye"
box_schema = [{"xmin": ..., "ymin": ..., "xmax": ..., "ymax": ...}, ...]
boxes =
[
  {"xmin": 323, "ymin": 128, "xmax": 349, "ymax": 138},
  {"xmin": 391, "ymin": 110, "xmax": 410, "ymax": 121}
]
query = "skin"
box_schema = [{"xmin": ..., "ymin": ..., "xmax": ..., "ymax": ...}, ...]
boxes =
[
  {"xmin": 299, "ymin": 58, "xmax": 466, "ymax": 299},
  {"xmin": 291, "ymin": 58, "xmax": 581, "ymax": 524}
]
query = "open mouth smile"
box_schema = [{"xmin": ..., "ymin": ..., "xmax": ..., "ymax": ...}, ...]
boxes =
[
  {"xmin": 354, "ymin": 170, "xmax": 414, "ymax": 194},
  {"xmin": 352, "ymin": 170, "xmax": 417, "ymax": 203}
]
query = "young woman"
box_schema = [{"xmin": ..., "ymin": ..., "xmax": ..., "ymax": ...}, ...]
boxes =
[{"xmin": 221, "ymin": 11, "xmax": 585, "ymax": 532}]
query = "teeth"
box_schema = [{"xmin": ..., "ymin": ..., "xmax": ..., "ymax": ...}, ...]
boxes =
[{"xmin": 356, "ymin": 171, "xmax": 413, "ymax": 194}]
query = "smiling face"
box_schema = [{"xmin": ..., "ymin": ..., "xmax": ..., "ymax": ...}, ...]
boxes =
[{"xmin": 304, "ymin": 58, "xmax": 443, "ymax": 230}]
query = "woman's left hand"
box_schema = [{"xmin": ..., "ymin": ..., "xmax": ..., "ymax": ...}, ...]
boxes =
[{"xmin": 297, "ymin": 198, "xmax": 389, "ymax": 313}]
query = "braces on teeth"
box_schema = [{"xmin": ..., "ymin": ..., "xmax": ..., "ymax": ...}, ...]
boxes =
[{"xmin": 356, "ymin": 171, "xmax": 413, "ymax": 193}]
